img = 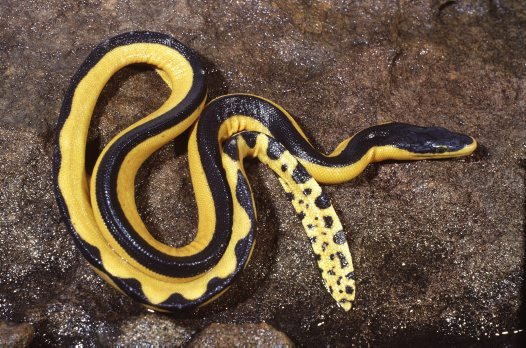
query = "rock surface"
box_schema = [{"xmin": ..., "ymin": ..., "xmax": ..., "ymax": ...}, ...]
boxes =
[
  {"xmin": 112, "ymin": 315, "xmax": 194, "ymax": 347},
  {"xmin": 0, "ymin": 0, "xmax": 524, "ymax": 346},
  {"xmin": 0, "ymin": 321, "xmax": 34, "ymax": 347},
  {"xmin": 188, "ymin": 323, "xmax": 293, "ymax": 347}
]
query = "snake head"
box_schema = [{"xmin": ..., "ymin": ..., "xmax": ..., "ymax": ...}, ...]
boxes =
[
  {"xmin": 347, "ymin": 122, "xmax": 478, "ymax": 162},
  {"xmin": 392, "ymin": 123, "xmax": 477, "ymax": 157}
]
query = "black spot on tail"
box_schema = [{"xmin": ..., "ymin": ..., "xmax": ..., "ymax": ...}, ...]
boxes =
[
  {"xmin": 292, "ymin": 165, "xmax": 311, "ymax": 184},
  {"xmin": 303, "ymin": 188, "xmax": 312, "ymax": 196},
  {"xmin": 323, "ymin": 216, "xmax": 333, "ymax": 228},
  {"xmin": 345, "ymin": 286, "xmax": 354, "ymax": 294},
  {"xmin": 333, "ymin": 231, "xmax": 346, "ymax": 245},
  {"xmin": 336, "ymin": 251, "xmax": 349, "ymax": 268},
  {"xmin": 267, "ymin": 139, "xmax": 285, "ymax": 160},
  {"xmin": 297, "ymin": 211, "xmax": 306, "ymax": 220},
  {"xmin": 281, "ymin": 164, "xmax": 288, "ymax": 172},
  {"xmin": 346, "ymin": 272, "xmax": 355, "ymax": 280},
  {"xmin": 315, "ymin": 193, "xmax": 331, "ymax": 209}
]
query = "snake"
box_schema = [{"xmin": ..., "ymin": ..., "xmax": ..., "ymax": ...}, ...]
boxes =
[{"xmin": 53, "ymin": 31, "xmax": 477, "ymax": 312}]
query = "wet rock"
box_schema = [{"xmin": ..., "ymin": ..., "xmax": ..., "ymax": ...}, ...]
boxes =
[
  {"xmin": 0, "ymin": 127, "xmax": 78, "ymax": 318},
  {"xmin": 188, "ymin": 323, "xmax": 293, "ymax": 347},
  {"xmin": 114, "ymin": 315, "xmax": 194, "ymax": 347},
  {"xmin": 25, "ymin": 302, "xmax": 115, "ymax": 346},
  {"xmin": 0, "ymin": 321, "xmax": 34, "ymax": 347}
]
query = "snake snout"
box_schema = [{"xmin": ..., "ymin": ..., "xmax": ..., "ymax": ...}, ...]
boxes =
[
  {"xmin": 414, "ymin": 126, "xmax": 475, "ymax": 155},
  {"xmin": 432, "ymin": 128, "xmax": 474, "ymax": 154}
]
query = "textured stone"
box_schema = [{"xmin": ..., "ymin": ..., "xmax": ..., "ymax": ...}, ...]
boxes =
[
  {"xmin": 188, "ymin": 323, "xmax": 293, "ymax": 347},
  {"xmin": 0, "ymin": 321, "xmax": 34, "ymax": 347},
  {"xmin": 114, "ymin": 315, "xmax": 194, "ymax": 347}
]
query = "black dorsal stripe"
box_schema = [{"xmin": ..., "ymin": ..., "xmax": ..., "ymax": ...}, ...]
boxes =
[
  {"xmin": 91, "ymin": 32, "xmax": 218, "ymax": 278},
  {"xmin": 200, "ymin": 95, "xmax": 474, "ymax": 168},
  {"xmin": 54, "ymin": 32, "xmax": 206, "ymax": 279}
]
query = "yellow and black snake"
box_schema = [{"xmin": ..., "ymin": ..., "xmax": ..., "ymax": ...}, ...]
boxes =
[{"xmin": 53, "ymin": 31, "xmax": 477, "ymax": 312}]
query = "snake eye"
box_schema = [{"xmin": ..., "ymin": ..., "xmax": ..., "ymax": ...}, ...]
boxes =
[{"xmin": 434, "ymin": 145, "xmax": 448, "ymax": 153}]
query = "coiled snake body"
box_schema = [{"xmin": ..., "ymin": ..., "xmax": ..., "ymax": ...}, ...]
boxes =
[{"xmin": 53, "ymin": 31, "xmax": 477, "ymax": 312}]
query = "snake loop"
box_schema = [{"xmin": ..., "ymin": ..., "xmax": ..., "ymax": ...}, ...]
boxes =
[{"xmin": 53, "ymin": 31, "xmax": 477, "ymax": 312}]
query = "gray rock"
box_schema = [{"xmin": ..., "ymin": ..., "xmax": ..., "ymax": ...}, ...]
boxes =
[
  {"xmin": 114, "ymin": 315, "xmax": 194, "ymax": 347},
  {"xmin": 188, "ymin": 323, "xmax": 293, "ymax": 347},
  {"xmin": 0, "ymin": 321, "xmax": 34, "ymax": 347}
]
